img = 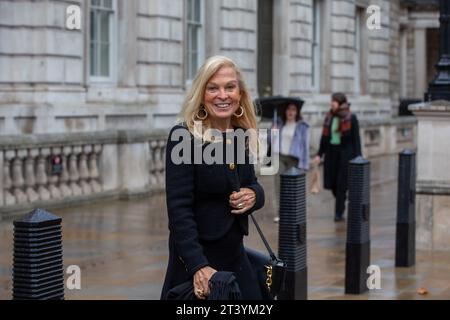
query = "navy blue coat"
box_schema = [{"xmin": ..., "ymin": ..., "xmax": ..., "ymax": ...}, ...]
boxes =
[{"xmin": 161, "ymin": 124, "xmax": 265, "ymax": 299}]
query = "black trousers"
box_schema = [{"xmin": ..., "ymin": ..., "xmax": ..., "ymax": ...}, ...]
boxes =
[{"xmin": 328, "ymin": 145, "xmax": 349, "ymax": 217}]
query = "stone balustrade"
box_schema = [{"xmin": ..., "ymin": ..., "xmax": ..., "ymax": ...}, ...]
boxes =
[
  {"xmin": 149, "ymin": 138, "xmax": 167, "ymax": 190},
  {"xmin": 2, "ymin": 144, "xmax": 102, "ymax": 207},
  {"xmin": 359, "ymin": 116, "xmax": 417, "ymax": 157},
  {"xmin": 0, "ymin": 130, "xmax": 169, "ymax": 219},
  {"xmin": 0, "ymin": 117, "xmax": 416, "ymax": 219}
]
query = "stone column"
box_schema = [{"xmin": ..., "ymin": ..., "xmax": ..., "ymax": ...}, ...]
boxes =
[
  {"xmin": 100, "ymin": 144, "xmax": 119, "ymax": 192},
  {"xmin": 413, "ymin": 28, "xmax": 427, "ymax": 99},
  {"xmin": 409, "ymin": 101, "xmax": 450, "ymax": 251},
  {"xmin": 0, "ymin": 150, "xmax": 3, "ymax": 207},
  {"xmin": 204, "ymin": 0, "xmax": 221, "ymax": 57},
  {"xmin": 117, "ymin": 131, "xmax": 151, "ymax": 198},
  {"xmin": 321, "ymin": 0, "xmax": 332, "ymax": 93},
  {"xmin": 272, "ymin": 0, "xmax": 290, "ymax": 96},
  {"xmin": 118, "ymin": 0, "xmax": 137, "ymax": 87},
  {"xmin": 89, "ymin": 144, "xmax": 103, "ymax": 193},
  {"xmin": 400, "ymin": 27, "xmax": 408, "ymax": 98}
]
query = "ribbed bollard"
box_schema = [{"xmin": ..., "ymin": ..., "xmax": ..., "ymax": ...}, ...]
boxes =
[
  {"xmin": 345, "ymin": 156, "xmax": 371, "ymax": 294},
  {"xmin": 12, "ymin": 208, "xmax": 64, "ymax": 300},
  {"xmin": 396, "ymin": 149, "xmax": 416, "ymax": 267},
  {"xmin": 277, "ymin": 167, "xmax": 307, "ymax": 300}
]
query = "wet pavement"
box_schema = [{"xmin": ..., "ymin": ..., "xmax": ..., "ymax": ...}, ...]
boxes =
[{"xmin": 1, "ymin": 155, "xmax": 450, "ymax": 300}]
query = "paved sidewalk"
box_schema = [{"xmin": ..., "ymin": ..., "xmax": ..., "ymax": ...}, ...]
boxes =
[{"xmin": 1, "ymin": 155, "xmax": 449, "ymax": 300}]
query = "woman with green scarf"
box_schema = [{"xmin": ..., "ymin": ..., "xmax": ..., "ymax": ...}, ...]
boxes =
[{"xmin": 313, "ymin": 93, "xmax": 362, "ymax": 222}]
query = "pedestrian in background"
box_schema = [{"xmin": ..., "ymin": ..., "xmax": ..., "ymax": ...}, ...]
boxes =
[
  {"xmin": 272, "ymin": 103, "xmax": 310, "ymax": 223},
  {"xmin": 313, "ymin": 93, "xmax": 362, "ymax": 222}
]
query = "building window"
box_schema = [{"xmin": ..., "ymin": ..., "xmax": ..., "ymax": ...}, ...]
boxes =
[
  {"xmin": 186, "ymin": 0, "xmax": 204, "ymax": 83},
  {"xmin": 89, "ymin": 0, "xmax": 116, "ymax": 81},
  {"xmin": 312, "ymin": 0, "xmax": 322, "ymax": 91}
]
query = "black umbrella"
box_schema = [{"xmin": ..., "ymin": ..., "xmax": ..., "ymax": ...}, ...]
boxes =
[
  {"xmin": 165, "ymin": 271, "xmax": 241, "ymax": 300},
  {"xmin": 254, "ymin": 95, "xmax": 305, "ymax": 122}
]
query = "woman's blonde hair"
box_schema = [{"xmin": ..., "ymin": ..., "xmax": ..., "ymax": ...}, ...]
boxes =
[{"xmin": 178, "ymin": 55, "xmax": 258, "ymax": 141}]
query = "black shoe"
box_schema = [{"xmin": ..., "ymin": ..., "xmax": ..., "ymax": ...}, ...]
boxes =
[{"xmin": 334, "ymin": 216, "xmax": 345, "ymax": 222}]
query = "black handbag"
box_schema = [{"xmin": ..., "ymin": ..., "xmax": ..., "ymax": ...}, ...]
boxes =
[
  {"xmin": 230, "ymin": 161, "xmax": 287, "ymax": 298},
  {"xmin": 247, "ymin": 213, "xmax": 287, "ymax": 299}
]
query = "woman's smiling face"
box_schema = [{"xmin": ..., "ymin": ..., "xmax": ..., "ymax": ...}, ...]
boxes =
[{"xmin": 203, "ymin": 66, "xmax": 241, "ymax": 122}]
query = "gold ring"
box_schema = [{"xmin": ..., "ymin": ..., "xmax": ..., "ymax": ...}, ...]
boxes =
[{"xmin": 196, "ymin": 289, "xmax": 204, "ymax": 297}]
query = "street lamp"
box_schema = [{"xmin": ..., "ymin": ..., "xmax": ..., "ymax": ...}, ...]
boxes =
[{"xmin": 425, "ymin": 0, "xmax": 450, "ymax": 101}]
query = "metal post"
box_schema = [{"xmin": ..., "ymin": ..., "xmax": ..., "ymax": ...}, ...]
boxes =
[
  {"xmin": 12, "ymin": 208, "xmax": 64, "ymax": 300},
  {"xmin": 277, "ymin": 167, "xmax": 307, "ymax": 300},
  {"xmin": 396, "ymin": 150, "xmax": 416, "ymax": 267},
  {"xmin": 425, "ymin": 0, "xmax": 450, "ymax": 101},
  {"xmin": 345, "ymin": 156, "xmax": 371, "ymax": 294}
]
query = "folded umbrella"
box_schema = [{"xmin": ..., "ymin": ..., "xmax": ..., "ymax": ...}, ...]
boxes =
[
  {"xmin": 165, "ymin": 280, "xmax": 196, "ymax": 300},
  {"xmin": 208, "ymin": 271, "xmax": 241, "ymax": 300},
  {"xmin": 165, "ymin": 271, "xmax": 241, "ymax": 300}
]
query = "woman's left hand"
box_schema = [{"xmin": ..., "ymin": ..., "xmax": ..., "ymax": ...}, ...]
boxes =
[{"xmin": 229, "ymin": 188, "xmax": 256, "ymax": 215}]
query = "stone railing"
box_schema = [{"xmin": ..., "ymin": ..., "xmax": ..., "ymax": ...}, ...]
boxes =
[
  {"xmin": 0, "ymin": 130, "xmax": 169, "ymax": 219},
  {"xmin": 359, "ymin": 116, "xmax": 417, "ymax": 157},
  {"xmin": 0, "ymin": 117, "xmax": 417, "ymax": 219},
  {"xmin": 2, "ymin": 144, "xmax": 103, "ymax": 207},
  {"xmin": 148, "ymin": 137, "xmax": 166, "ymax": 190}
]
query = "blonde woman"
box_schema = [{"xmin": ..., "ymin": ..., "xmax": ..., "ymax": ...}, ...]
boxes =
[{"xmin": 161, "ymin": 56, "xmax": 265, "ymax": 300}]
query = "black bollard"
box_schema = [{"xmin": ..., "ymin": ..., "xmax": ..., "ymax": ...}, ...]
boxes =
[
  {"xmin": 12, "ymin": 208, "xmax": 64, "ymax": 300},
  {"xmin": 345, "ymin": 156, "xmax": 371, "ymax": 294},
  {"xmin": 277, "ymin": 167, "xmax": 307, "ymax": 300},
  {"xmin": 395, "ymin": 149, "xmax": 416, "ymax": 267}
]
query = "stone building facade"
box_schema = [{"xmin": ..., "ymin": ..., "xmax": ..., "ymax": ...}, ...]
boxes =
[
  {"xmin": 398, "ymin": 0, "xmax": 440, "ymax": 101},
  {"xmin": 1, "ymin": 0, "xmax": 436, "ymax": 132},
  {"xmin": 0, "ymin": 0, "xmax": 438, "ymax": 215}
]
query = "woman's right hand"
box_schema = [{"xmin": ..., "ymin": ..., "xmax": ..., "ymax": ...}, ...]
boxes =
[
  {"xmin": 313, "ymin": 155, "xmax": 321, "ymax": 166},
  {"xmin": 193, "ymin": 266, "xmax": 217, "ymax": 299}
]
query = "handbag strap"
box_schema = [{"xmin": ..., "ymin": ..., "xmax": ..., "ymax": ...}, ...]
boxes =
[
  {"xmin": 249, "ymin": 213, "xmax": 278, "ymax": 261},
  {"xmin": 231, "ymin": 160, "xmax": 278, "ymax": 261}
]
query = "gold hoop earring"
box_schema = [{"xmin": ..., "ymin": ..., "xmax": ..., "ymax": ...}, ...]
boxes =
[
  {"xmin": 234, "ymin": 105, "xmax": 245, "ymax": 118},
  {"xmin": 196, "ymin": 106, "xmax": 208, "ymax": 120}
]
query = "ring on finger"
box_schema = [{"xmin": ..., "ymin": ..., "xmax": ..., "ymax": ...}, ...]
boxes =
[{"xmin": 196, "ymin": 289, "xmax": 204, "ymax": 297}]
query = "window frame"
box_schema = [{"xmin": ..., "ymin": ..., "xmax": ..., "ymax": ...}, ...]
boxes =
[
  {"xmin": 88, "ymin": 0, "xmax": 117, "ymax": 84},
  {"xmin": 185, "ymin": 0, "xmax": 205, "ymax": 87}
]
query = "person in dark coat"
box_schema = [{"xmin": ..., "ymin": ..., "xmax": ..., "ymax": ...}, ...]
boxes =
[
  {"xmin": 313, "ymin": 93, "xmax": 362, "ymax": 222},
  {"xmin": 161, "ymin": 55, "xmax": 265, "ymax": 300}
]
